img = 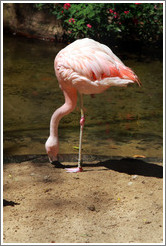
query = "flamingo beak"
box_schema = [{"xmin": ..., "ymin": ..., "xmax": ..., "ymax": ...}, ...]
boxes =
[
  {"xmin": 48, "ymin": 155, "xmax": 58, "ymax": 164},
  {"xmin": 48, "ymin": 155, "xmax": 65, "ymax": 168}
]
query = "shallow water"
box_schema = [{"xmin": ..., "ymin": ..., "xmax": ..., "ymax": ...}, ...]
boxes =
[{"xmin": 3, "ymin": 35, "xmax": 163, "ymax": 158}]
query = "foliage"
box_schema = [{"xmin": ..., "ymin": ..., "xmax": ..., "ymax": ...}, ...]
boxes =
[{"xmin": 34, "ymin": 3, "xmax": 163, "ymax": 44}]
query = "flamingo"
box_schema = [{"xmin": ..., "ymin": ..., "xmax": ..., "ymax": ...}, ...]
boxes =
[{"xmin": 45, "ymin": 38, "xmax": 141, "ymax": 172}]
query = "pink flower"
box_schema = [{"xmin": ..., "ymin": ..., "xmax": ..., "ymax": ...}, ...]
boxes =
[
  {"xmin": 124, "ymin": 11, "xmax": 129, "ymax": 14},
  {"xmin": 68, "ymin": 18, "xmax": 75, "ymax": 23},
  {"xmin": 87, "ymin": 24, "xmax": 92, "ymax": 28},
  {"xmin": 135, "ymin": 3, "xmax": 141, "ymax": 4},
  {"xmin": 64, "ymin": 3, "xmax": 71, "ymax": 10},
  {"xmin": 109, "ymin": 9, "xmax": 114, "ymax": 13},
  {"xmin": 114, "ymin": 12, "xmax": 118, "ymax": 18}
]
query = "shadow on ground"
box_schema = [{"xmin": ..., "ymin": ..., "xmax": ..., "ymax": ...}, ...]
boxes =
[
  {"xmin": 3, "ymin": 199, "xmax": 20, "ymax": 207},
  {"xmin": 4, "ymin": 154, "xmax": 163, "ymax": 179},
  {"xmin": 51, "ymin": 158, "xmax": 163, "ymax": 179}
]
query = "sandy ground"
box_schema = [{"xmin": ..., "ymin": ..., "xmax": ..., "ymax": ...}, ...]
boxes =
[{"xmin": 3, "ymin": 156, "xmax": 163, "ymax": 244}]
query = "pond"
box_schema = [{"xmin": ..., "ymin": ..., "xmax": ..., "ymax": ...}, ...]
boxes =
[{"xmin": 3, "ymin": 34, "xmax": 163, "ymax": 158}]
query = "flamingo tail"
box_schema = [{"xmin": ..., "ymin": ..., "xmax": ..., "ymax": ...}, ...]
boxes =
[{"xmin": 118, "ymin": 65, "xmax": 142, "ymax": 87}]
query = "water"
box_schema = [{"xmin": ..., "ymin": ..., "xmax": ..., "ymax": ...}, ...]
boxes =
[{"xmin": 3, "ymin": 35, "xmax": 163, "ymax": 158}]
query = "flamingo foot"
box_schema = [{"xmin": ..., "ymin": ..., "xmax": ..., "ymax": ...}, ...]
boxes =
[{"xmin": 65, "ymin": 167, "xmax": 83, "ymax": 173}]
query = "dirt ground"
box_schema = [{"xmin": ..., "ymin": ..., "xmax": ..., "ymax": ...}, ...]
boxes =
[{"xmin": 3, "ymin": 156, "xmax": 163, "ymax": 244}]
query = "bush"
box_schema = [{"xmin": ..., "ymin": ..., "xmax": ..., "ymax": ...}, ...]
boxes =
[{"xmin": 35, "ymin": 3, "xmax": 163, "ymax": 45}]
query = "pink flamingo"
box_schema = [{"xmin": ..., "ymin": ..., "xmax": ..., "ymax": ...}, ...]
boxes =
[{"xmin": 45, "ymin": 38, "xmax": 141, "ymax": 172}]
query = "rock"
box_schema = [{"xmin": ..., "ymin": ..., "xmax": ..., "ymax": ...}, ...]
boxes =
[
  {"xmin": 3, "ymin": 3, "xmax": 64, "ymax": 41},
  {"xmin": 132, "ymin": 175, "xmax": 138, "ymax": 179},
  {"xmin": 87, "ymin": 205, "xmax": 96, "ymax": 211}
]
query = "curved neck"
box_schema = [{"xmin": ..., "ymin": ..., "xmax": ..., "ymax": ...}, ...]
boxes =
[{"xmin": 50, "ymin": 88, "xmax": 77, "ymax": 137}]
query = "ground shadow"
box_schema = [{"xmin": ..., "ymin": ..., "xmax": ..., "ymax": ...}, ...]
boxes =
[
  {"xmin": 3, "ymin": 155, "xmax": 163, "ymax": 179},
  {"xmin": 3, "ymin": 199, "xmax": 20, "ymax": 207},
  {"xmin": 52, "ymin": 158, "xmax": 163, "ymax": 178},
  {"xmin": 98, "ymin": 158, "xmax": 163, "ymax": 178}
]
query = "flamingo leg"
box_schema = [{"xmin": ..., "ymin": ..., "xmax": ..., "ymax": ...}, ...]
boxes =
[
  {"xmin": 78, "ymin": 93, "xmax": 85, "ymax": 168},
  {"xmin": 66, "ymin": 94, "xmax": 84, "ymax": 173}
]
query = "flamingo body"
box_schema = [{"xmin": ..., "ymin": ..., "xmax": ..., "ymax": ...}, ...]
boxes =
[
  {"xmin": 54, "ymin": 38, "xmax": 140, "ymax": 94},
  {"xmin": 45, "ymin": 38, "xmax": 140, "ymax": 171}
]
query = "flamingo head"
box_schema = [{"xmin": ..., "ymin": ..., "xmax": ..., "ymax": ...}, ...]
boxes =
[{"xmin": 45, "ymin": 136, "xmax": 59, "ymax": 163}]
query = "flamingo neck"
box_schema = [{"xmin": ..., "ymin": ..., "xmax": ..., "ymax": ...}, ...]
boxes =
[{"xmin": 49, "ymin": 88, "xmax": 77, "ymax": 137}]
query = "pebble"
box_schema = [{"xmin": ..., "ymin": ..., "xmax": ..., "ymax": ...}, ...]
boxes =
[
  {"xmin": 128, "ymin": 181, "xmax": 133, "ymax": 186},
  {"xmin": 87, "ymin": 205, "xmax": 96, "ymax": 211},
  {"xmin": 44, "ymin": 175, "xmax": 50, "ymax": 180},
  {"xmin": 145, "ymin": 221, "xmax": 151, "ymax": 224},
  {"xmin": 132, "ymin": 175, "xmax": 138, "ymax": 179}
]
